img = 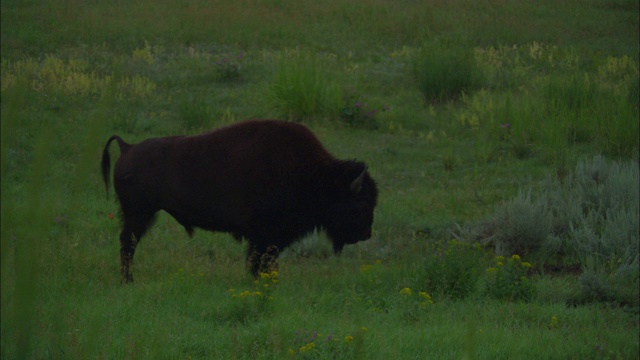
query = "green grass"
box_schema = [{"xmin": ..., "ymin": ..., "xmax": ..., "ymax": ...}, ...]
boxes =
[{"xmin": 2, "ymin": 0, "xmax": 639, "ymax": 359}]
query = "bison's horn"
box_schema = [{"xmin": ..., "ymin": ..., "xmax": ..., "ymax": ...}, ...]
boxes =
[{"xmin": 350, "ymin": 167, "xmax": 367, "ymax": 193}]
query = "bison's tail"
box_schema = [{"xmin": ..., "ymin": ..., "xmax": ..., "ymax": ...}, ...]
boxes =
[{"xmin": 101, "ymin": 135, "xmax": 131, "ymax": 197}]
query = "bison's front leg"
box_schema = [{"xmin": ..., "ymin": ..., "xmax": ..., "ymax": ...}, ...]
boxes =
[{"xmin": 246, "ymin": 243, "xmax": 280, "ymax": 277}]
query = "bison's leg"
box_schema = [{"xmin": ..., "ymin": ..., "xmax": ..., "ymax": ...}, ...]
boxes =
[
  {"xmin": 260, "ymin": 245, "xmax": 280, "ymax": 275},
  {"xmin": 246, "ymin": 243, "xmax": 280, "ymax": 277},
  {"xmin": 119, "ymin": 214, "xmax": 155, "ymax": 284},
  {"xmin": 119, "ymin": 228, "xmax": 137, "ymax": 284},
  {"xmin": 246, "ymin": 243, "xmax": 262, "ymax": 277}
]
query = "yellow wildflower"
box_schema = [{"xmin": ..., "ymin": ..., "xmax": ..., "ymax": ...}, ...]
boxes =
[
  {"xmin": 299, "ymin": 342, "xmax": 315, "ymax": 352},
  {"xmin": 419, "ymin": 291, "xmax": 434, "ymax": 305},
  {"xmin": 345, "ymin": 335, "xmax": 354, "ymax": 343},
  {"xmin": 511, "ymin": 254, "xmax": 521, "ymax": 261},
  {"xmin": 399, "ymin": 287, "xmax": 412, "ymax": 296}
]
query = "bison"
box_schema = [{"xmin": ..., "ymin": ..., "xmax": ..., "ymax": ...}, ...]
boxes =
[{"xmin": 101, "ymin": 119, "xmax": 378, "ymax": 282}]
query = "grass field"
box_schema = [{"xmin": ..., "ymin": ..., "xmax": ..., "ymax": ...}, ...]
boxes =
[{"xmin": 2, "ymin": 0, "xmax": 639, "ymax": 359}]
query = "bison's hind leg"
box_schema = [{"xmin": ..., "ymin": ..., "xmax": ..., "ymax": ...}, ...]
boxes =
[
  {"xmin": 120, "ymin": 213, "xmax": 156, "ymax": 284},
  {"xmin": 246, "ymin": 243, "xmax": 280, "ymax": 278},
  {"xmin": 120, "ymin": 228, "xmax": 136, "ymax": 284}
]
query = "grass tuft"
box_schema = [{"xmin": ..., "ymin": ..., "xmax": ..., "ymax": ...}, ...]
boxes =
[
  {"xmin": 265, "ymin": 51, "xmax": 342, "ymax": 121},
  {"xmin": 413, "ymin": 42, "xmax": 482, "ymax": 105}
]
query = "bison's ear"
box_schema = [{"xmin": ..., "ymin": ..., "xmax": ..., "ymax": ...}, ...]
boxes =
[{"xmin": 350, "ymin": 166, "xmax": 367, "ymax": 193}]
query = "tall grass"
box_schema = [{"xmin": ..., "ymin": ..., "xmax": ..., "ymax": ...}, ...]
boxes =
[
  {"xmin": 457, "ymin": 60, "xmax": 638, "ymax": 167},
  {"xmin": 413, "ymin": 43, "xmax": 482, "ymax": 105},
  {"xmin": 265, "ymin": 51, "xmax": 342, "ymax": 120},
  {"xmin": 540, "ymin": 73, "xmax": 639, "ymax": 159}
]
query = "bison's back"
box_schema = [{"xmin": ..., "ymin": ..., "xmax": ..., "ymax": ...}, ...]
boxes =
[
  {"xmin": 195, "ymin": 119, "xmax": 333, "ymax": 166},
  {"xmin": 175, "ymin": 119, "xmax": 333, "ymax": 196}
]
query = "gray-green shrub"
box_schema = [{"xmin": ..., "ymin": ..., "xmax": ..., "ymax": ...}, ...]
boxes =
[
  {"xmin": 475, "ymin": 156, "xmax": 638, "ymax": 305},
  {"xmin": 481, "ymin": 190, "xmax": 551, "ymax": 257},
  {"xmin": 568, "ymin": 156, "xmax": 639, "ymax": 273}
]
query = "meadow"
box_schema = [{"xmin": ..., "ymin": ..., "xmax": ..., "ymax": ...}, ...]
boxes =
[{"xmin": 1, "ymin": 0, "xmax": 639, "ymax": 358}]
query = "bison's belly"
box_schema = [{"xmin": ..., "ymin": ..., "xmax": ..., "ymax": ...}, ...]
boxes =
[{"xmin": 163, "ymin": 201, "xmax": 249, "ymax": 236}]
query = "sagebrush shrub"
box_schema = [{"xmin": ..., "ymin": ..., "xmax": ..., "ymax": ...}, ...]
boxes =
[
  {"xmin": 568, "ymin": 156, "xmax": 639, "ymax": 274},
  {"xmin": 473, "ymin": 155, "xmax": 638, "ymax": 306},
  {"xmin": 483, "ymin": 191, "xmax": 551, "ymax": 256},
  {"xmin": 576, "ymin": 269, "xmax": 638, "ymax": 307},
  {"xmin": 280, "ymin": 231, "xmax": 333, "ymax": 260}
]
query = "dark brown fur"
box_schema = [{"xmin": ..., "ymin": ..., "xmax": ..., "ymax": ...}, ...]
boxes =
[{"xmin": 102, "ymin": 119, "xmax": 378, "ymax": 282}]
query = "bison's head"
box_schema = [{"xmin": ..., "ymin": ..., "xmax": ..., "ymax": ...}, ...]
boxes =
[{"xmin": 320, "ymin": 161, "xmax": 378, "ymax": 254}]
